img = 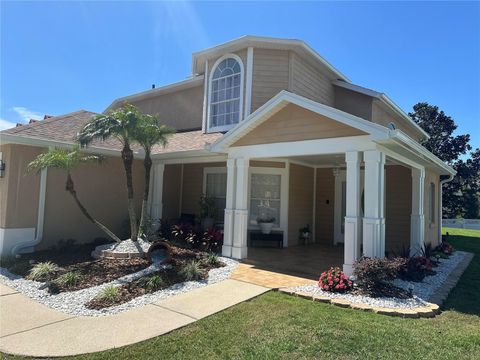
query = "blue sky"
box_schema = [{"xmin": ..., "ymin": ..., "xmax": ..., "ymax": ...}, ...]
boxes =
[{"xmin": 1, "ymin": 1, "xmax": 479, "ymax": 150}]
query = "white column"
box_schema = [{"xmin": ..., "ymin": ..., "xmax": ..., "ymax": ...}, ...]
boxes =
[
  {"xmin": 150, "ymin": 162, "xmax": 165, "ymax": 221},
  {"xmin": 231, "ymin": 157, "xmax": 249, "ymax": 259},
  {"xmin": 222, "ymin": 158, "xmax": 236, "ymax": 257},
  {"xmin": 362, "ymin": 150, "xmax": 386, "ymax": 258},
  {"xmin": 343, "ymin": 151, "xmax": 362, "ymax": 276},
  {"xmin": 410, "ymin": 167, "xmax": 425, "ymax": 256}
]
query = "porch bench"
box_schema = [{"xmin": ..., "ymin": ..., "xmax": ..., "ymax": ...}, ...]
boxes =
[{"xmin": 249, "ymin": 230, "xmax": 283, "ymax": 248}]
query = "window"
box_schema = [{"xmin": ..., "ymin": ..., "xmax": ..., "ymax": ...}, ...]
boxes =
[
  {"xmin": 249, "ymin": 173, "xmax": 281, "ymax": 227},
  {"xmin": 430, "ymin": 183, "xmax": 436, "ymax": 224},
  {"xmin": 204, "ymin": 168, "xmax": 227, "ymax": 222},
  {"xmin": 208, "ymin": 56, "xmax": 243, "ymax": 132}
]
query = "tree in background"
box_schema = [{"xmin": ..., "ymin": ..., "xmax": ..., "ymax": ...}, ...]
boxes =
[
  {"xmin": 409, "ymin": 103, "xmax": 480, "ymax": 218},
  {"xmin": 27, "ymin": 146, "xmax": 122, "ymax": 243},
  {"xmin": 78, "ymin": 104, "xmax": 141, "ymax": 241}
]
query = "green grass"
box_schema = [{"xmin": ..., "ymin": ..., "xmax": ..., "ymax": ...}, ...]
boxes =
[{"xmin": 4, "ymin": 228, "xmax": 480, "ymax": 359}]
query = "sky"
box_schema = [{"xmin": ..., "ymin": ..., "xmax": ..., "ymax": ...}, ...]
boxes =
[{"xmin": 1, "ymin": 1, "xmax": 479, "ymax": 151}]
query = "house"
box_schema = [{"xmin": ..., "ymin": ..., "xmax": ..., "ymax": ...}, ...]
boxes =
[{"xmin": 0, "ymin": 36, "xmax": 455, "ymax": 275}]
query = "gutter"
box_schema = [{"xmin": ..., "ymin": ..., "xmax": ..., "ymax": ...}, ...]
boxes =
[{"xmin": 11, "ymin": 166, "xmax": 48, "ymax": 255}]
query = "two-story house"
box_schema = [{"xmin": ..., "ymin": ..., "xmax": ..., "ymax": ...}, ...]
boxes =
[{"xmin": 0, "ymin": 36, "xmax": 455, "ymax": 275}]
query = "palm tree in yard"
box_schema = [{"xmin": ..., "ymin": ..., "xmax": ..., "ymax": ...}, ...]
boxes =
[
  {"xmin": 27, "ymin": 146, "xmax": 122, "ymax": 243},
  {"xmin": 134, "ymin": 114, "xmax": 175, "ymax": 235},
  {"xmin": 78, "ymin": 104, "xmax": 140, "ymax": 241}
]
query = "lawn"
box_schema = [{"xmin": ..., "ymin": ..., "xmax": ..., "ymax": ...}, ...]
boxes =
[{"xmin": 4, "ymin": 228, "xmax": 480, "ymax": 360}]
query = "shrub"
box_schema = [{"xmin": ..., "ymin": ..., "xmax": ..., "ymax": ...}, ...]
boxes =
[
  {"xmin": 171, "ymin": 223, "xmax": 198, "ymax": 247},
  {"xmin": 27, "ymin": 261, "xmax": 57, "ymax": 281},
  {"xmin": 436, "ymin": 241, "xmax": 455, "ymax": 256},
  {"xmin": 138, "ymin": 274, "xmax": 165, "ymax": 291},
  {"xmin": 202, "ymin": 252, "xmax": 221, "ymax": 267},
  {"xmin": 179, "ymin": 261, "xmax": 203, "ymax": 281},
  {"xmin": 55, "ymin": 271, "xmax": 83, "ymax": 288},
  {"xmin": 354, "ymin": 257, "xmax": 406, "ymax": 294},
  {"xmin": 318, "ymin": 267, "xmax": 352, "ymax": 292},
  {"xmin": 96, "ymin": 285, "xmax": 120, "ymax": 301},
  {"xmin": 201, "ymin": 228, "xmax": 223, "ymax": 252},
  {"xmin": 400, "ymin": 256, "xmax": 435, "ymax": 282}
]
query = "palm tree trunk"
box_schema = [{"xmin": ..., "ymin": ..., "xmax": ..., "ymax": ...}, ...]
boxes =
[
  {"xmin": 121, "ymin": 143, "xmax": 138, "ymax": 241},
  {"xmin": 65, "ymin": 174, "xmax": 122, "ymax": 243},
  {"xmin": 139, "ymin": 150, "xmax": 152, "ymax": 235}
]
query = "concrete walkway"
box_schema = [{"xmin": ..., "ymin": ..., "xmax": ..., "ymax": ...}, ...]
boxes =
[{"xmin": 0, "ymin": 280, "xmax": 269, "ymax": 357}]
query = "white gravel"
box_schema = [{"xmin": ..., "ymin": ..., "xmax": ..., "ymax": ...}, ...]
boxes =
[
  {"xmin": 95, "ymin": 239, "xmax": 151, "ymax": 253},
  {"xmin": 289, "ymin": 251, "xmax": 469, "ymax": 309},
  {"xmin": 0, "ymin": 257, "xmax": 238, "ymax": 317}
]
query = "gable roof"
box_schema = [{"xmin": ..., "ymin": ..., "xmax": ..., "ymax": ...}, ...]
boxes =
[
  {"xmin": 192, "ymin": 35, "xmax": 350, "ymax": 82},
  {"xmin": 209, "ymin": 90, "xmax": 391, "ymax": 152},
  {"xmin": 332, "ymin": 80, "xmax": 430, "ymax": 140}
]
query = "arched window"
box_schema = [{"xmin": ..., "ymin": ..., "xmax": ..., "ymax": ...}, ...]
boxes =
[{"xmin": 208, "ymin": 56, "xmax": 243, "ymax": 132}]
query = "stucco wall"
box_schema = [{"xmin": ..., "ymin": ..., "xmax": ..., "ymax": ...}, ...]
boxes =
[
  {"xmin": 288, "ymin": 164, "xmax": 314, "ymax": 246},
  {"xmin": 315, "ymin": 168, "xmax": 335, "ymax": 245}
]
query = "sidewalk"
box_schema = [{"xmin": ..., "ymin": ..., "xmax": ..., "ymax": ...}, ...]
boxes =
[{"xmin": 0, "ymin": 280, "xmax": 269, "ymax": 357}]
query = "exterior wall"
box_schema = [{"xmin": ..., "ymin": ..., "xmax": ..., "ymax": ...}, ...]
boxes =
[
  {"xmin": 40, "ymin": 157, "xmax": 144, "ymax": 249},
  {"xmin": 162, "ymin": 164, "xmax": 182, "ymax": 220},
  {"xmin": 290, "ymin": 53, "xmax": 335, "ymax": 107},
  {"xmin": 288, "ymin": 164, "xmax": 314, "ymax": 246},
  {"xmin": 180, "ymin": 162, "xmax": 226, "ymax": 216},
  {"xmin": 0, "ymin": 144, "xmax": 42, "ymax": 229},
  {"xmin": 334, "ymin": 86, "xmax": 373, "ymax": 121},
  {"xmin": 233, "ymin": 104, "xmax": 365, "ymax": 146},
  {"xmin": 250, "ymin": 160, "xmax": 285, "ymax": 168},
  {"xmin": 371, "ymin": 102, "xmax": 421, "ymax": 142},
  {"xmin": 315, "ymin": 168, "xmax": 335, "ymax": 245},
  {"xmin": 425, "ymin": 169, "xmax": 441, "ymax": 247},
  {"xmin": 251, "ymin": 49, "xmax": 290, "ymax": 112},
  {"xmin": 385, "ymin": 165, "xmax": 412, "ymax": 253},
  {"xmin": 127, "ymin": 85, "xmax": 204, "ymax": 131}
]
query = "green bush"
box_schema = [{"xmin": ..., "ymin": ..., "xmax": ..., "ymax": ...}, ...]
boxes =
[
  {"xmin": 96, "ymin": 285, "xmax": 120, "ymax": 301},
  {"xmin": 27, "ymin": 261, "xmax": 57, "ymax": 281},
  {"xmin": 55, "ymin": 271, "xmax": 83, "ymax": 288},
  {"xmin": 202, "ymin": 252, "xmax": 220, "ymax": 267},
  {"xmin": 138, "ymin": 274, "xmax": 165, "ymax": 291},
  {"xmin": 179, "ymin": 261, "xmax": 203, "ymax": 281},
  {"xmin": 354, "ymin": 257, "xmax": 406, "ymax": 295}
]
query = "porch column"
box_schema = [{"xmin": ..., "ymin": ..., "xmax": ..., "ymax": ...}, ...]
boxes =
[
  {"xmin": 410, "ymin": 167, "xmax": 425, "ymax": 256},
  {"xmin": 362, "ymin": 150, "xmax": 386, "ymax": 258},
  {"xmin": 231, "ymin": 157, "xmax": 249, "ymax": 259},
  {"xmin": 222, "ymin": 158, "xmax": 236, "ymax": 257},
  {"xmin": 343, "ymin": 151, "xmax": 362, "ymax": 276},
  {"xmin": 150, "ymin": 162, "xmax": 165, "ymax": 221}
]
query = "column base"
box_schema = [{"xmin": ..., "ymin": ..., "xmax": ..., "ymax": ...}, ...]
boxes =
[
  {"xmin": 231, "ymin": 246, "xmax": 248, "ymax": 259},
  {"xmin": 344, "ymin": 216, "xmax": 361, "ymax": 267},
  {"xmin": 343, "ymin": 263, "xmax": 355, "ymax": 277},
  {"xmin": 410, "ymin": 214, "xmax": 425, "ymax": 256},
  {"xmin": 362, "ymin": 217, "xmax": 385, "ymax": 258},
  {"xmin": 222, "ymin": 245, "xmax": 232, "ymax": 258}
]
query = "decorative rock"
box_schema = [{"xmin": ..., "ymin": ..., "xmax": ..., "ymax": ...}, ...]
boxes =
[
  {"xmin": 373, "ymin": 307, "xmax": 397, "ymax": 316},
  {"xmin": 296, "ymin": 292, "xmax": 313, "ymax": 300},
  {"xmin": 394, "ymin": 309, "xmax": 420, "ymax": 318},
  {"xmin": 415, "ymin": 307, "xmax": 435, "ymax": 318},
  {"xmin": 312, "ymin": 295, "xmax": 331, "ymax": 303},
  {"xmin": 331, "ymin": 298, "xmax": 351, "ymax": 308},
  {"xmin": 350, "ymin": 303, "xmax": 373, "ymax": 312},
  {"xmin": 428, "ymin": 303, "xmax": 441, "ymax": 314}
]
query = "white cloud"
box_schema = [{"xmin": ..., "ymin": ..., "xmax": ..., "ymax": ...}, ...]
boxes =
[
  {"xmin": 12, "ymin": 106, "xmax": 43, "ymax": 123},
  {"xmin": 0, "ymin": 118, "xmax": 17, "ymax": 131}
]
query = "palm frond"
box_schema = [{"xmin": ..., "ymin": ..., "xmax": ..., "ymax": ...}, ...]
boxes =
[{"xmin": 27, "ymin": 146, "xmax": 103, "ymax": 173}]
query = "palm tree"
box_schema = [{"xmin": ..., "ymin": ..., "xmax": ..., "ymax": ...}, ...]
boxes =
[
  {"xmin": 78, "ymin": 103, "xmax": 140, "ymax": 241},
  {"xmin": 134, "ymin": 114, "xmax": 175, "ymax": 234},
  {"xmin": 27, "ymin": 146, "xmax": 122, "ymax": 243}
]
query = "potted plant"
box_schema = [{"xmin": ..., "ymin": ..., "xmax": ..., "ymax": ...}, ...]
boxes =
[
  {"xmin": 299, "ymin": 224, "xmax": 310, "ymax": 245},
  {"xmin": 257, "ymin": 216, "xmax": 275, "ymax": 234},
  {"xmin": 199, "ymin": 195, "xmax": 217, "ymax": 229}
]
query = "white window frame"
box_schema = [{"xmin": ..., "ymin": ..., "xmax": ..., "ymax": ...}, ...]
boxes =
[
  {"xmin": 247, "ymin": 167, "xmax": 288, "ymax": 235},
  {"xmin": 207, "ymin": 54, "xmax": 245, "ymax": 133},
  {"xmin": 429, "ymin": 182, "xmax": 436, "ymax": 225}
]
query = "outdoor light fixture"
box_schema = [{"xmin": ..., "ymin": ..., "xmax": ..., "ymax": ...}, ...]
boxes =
[{"xmin": 0, "ymin": 152, "xmax": 5, "ymax": 178}]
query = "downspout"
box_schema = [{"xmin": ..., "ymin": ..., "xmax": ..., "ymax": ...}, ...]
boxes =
[
  {"xmin": 11, "ymin": 166, "xmax": 48, "ymax": 255},
  {"xmin": 439, "ymin": 174, "xmax": 454, "ymax": 242}
]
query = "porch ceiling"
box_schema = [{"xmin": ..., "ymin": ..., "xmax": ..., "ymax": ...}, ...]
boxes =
[{"xmin": 287, "ymin": 153, "xmax": 397, "ymax": 167}]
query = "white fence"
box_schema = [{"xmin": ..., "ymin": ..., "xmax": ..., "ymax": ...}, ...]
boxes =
[{"xmin": 443, "ymin": 219, "xmax": 480, "ymax": 230}]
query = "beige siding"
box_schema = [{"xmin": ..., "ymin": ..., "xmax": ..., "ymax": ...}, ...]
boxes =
[
  {"xmin": 372, "ymin": 102, "xmax": 421, "ymax": 142},
  {"xmin": 334, "ymin": 86, "xmax": 373, "ymax": 121},
  {"xmin": 162, "ymin": 164, "xmax": 182, "ymax": 220},
  {"xmin": 126, "ymin": 85, "xmax": 204, "ymax": 131},
  {"xmin": 385, "ymin": 165, "xmax": 412, "ymax": 253},
  {"xmin": 0, "ymin": 144, "xmax": 42, "ymax": 229},
  {"xmin": 251, "ymin": 49, "xmax": 290, "ymax": 112},
  {"xmin": 40, "ymin": 156, "xmax": 144, "ymax": 249},
  {"xmin": 233, "ymin": 103, "xmax": 365, "ymax": 146},
  {"xmin": 425, "ymin": 169, "xmax": 441, "ymax": 247},
  {"xmin": 315, "ymin": 168, "xmax": 335, "ymax": 245},
  {"xmin": 290, "ymin": 53, "xmax": 335, "ymax": 106},
  {"xmin": 181, "ymin": 162, "xmax": 226, "ymax": 216},
  {"xmin": 288, "ymin": 164, "xmax": 314, "ymax": 246}
]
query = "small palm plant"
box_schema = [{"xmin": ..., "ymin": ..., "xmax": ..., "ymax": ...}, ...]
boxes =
[
  {"xmin": 27, "ymin": 146, "xmax": 121, "ymax": 243},
  {"xmin": 78, "ymin": 103, "xmax": 141, "ymax": 241},
  {"xmin": 134, "ymin": 114, "xmax": 175, "ymax": 235}
]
